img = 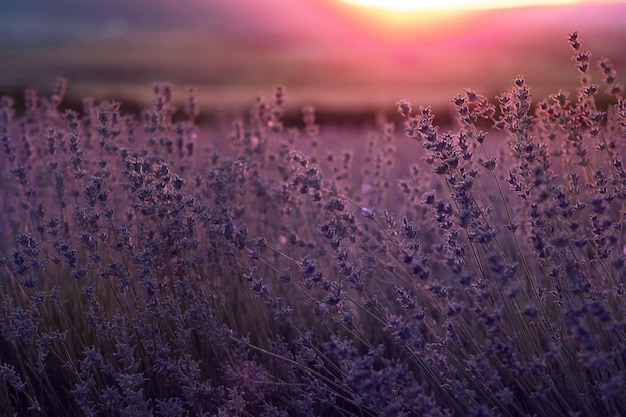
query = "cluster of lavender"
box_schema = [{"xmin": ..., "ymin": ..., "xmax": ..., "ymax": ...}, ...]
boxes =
[{"xmin": 1, "ymin": 33, "xmax": 625, "ymax": 416}]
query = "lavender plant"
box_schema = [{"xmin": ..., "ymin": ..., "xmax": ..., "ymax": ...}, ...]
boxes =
[{"xmin": 1, "ymin": 32, "xmax": 625, "ymax": 416}]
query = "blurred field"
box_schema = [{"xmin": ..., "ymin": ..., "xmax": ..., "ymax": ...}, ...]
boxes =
[{"xmin": 1, "ymin": 1, "xmax": 625, "ymax": 124}]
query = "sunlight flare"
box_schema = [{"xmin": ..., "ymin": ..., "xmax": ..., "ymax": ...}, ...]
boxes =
[{"xmin": 338, "ymin": 0, "xmax": 594, "ymax": 11}]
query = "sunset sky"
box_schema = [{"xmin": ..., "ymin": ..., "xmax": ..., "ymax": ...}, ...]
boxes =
[
  {"xmin": 339, "ymin": 0, "xmax": 609, "ymax": 10},
  {"xmin": 0, "ymin": 0, "xmax": 625, "ymax": 118}
]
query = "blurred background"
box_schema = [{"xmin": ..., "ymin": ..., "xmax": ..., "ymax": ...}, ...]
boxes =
[{"xmin": 1, "ymin": 0, "xmax": 625, "ymax": 124}]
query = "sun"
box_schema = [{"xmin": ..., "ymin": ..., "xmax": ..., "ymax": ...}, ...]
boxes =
[
  {"xmin": 330, "ymin": 0, "xmax": 477, "ymax": 36},
  {"xmin": 338, "ymin": 0, "xmax": 461, "ymax": 11},
  {"xmin": 331, "ymin": 0, "xmax": 600, "ymax": 40},
  {"xmin": 338, "ymin": 0, "xmax": 587, "ymax": 11}
]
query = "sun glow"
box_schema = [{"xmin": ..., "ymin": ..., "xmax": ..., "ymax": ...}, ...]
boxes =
[
  {"xmin": 339, "ymin": 0, "xmax": 589, "ymax": 11},
  {"xmin": 329, "ymin": 0, "xmax": 609, "ymax": 39}
]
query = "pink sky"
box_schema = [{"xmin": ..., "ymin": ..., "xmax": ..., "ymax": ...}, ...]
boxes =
[{"xmin": 1, "ymin": 0, "xmax": 625, "ymax": 115}]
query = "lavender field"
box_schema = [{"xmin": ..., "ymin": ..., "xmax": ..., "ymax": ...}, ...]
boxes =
[{"xmin": 1, "ymin": 31, "xmax": 626, "ymax": 416}]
